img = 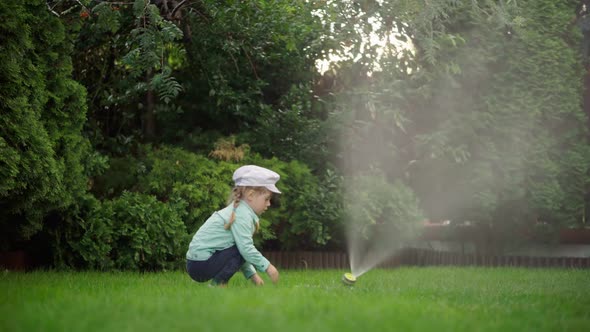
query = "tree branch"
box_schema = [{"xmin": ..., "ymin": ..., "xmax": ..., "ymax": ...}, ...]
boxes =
[
  {"xmin": 242, "ymin": 45, "xmax": 259, "ymax": 80},
  {"xmin": 46, "ymin": 1, "xmax": 60, "ymax": 16},
  {"xmin": 171, "ymin": 0, "xmax": 189, "ymax": 19},
  {"xmin": 74, "ymin": 0, "xmax": 90, "ymax": 12}
]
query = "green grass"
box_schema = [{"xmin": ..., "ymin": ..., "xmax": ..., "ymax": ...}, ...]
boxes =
[{"xmin": 1, "ymin": 267, "xmax": 589, "ymax": 331}]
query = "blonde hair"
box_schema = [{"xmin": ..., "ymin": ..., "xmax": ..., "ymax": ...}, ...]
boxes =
[{"xmin": 224, "ymin": 186, "xmax": 269, "ymax": 232}]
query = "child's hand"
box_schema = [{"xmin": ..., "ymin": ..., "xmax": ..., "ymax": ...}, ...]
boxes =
[
  {"xmin": 266, "ymin": 264, "xmax": 279, "ymax": 284},
  {"xmin": 251, "ymin": 273, "xmax": 264, "ymax": 286}
]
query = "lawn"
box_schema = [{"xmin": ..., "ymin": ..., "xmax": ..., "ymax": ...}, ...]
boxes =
[{"xmin": 1, "ymin": 267, "xmax": 589, "ymax": 332}]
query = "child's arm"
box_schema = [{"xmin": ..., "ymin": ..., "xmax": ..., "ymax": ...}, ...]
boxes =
[
  {"xmin": 241, "ymin": 261, "xmax": 277, "ymax": 285},
  {"xmin": 231, "ymin": 215, "xmax": 278, "ymax": 283},
  {"xmin": 240, "ymin": 261, "xmax": 256, "ymax": 278},
  {"xmin": 240, "ymin": 262, "xmax": 265, "ymax": 285}
]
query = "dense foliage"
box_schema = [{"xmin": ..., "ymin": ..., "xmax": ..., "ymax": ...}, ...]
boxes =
[
  {"xmin": 0, "ymin": 0, "xmax": 99, "ymax": 251},
  {"xmin": 1, "ymin": 0, "xmax": 589, "ymax": 269},
  {"xmin": 77, "ymin": 191, "xmax": 187, "ymax": 271},
  {"xmin": 406, "ymin": 0, "xmax": 590, "ymax": 248},
  {"xmin": 330, "ymin": 0, "xmax": 589, "ymax": 251}
]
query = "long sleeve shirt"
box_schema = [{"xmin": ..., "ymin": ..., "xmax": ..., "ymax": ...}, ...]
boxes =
[{"xmin": 186, "ymin": 200, "xmax": 270, "ymax": 279}]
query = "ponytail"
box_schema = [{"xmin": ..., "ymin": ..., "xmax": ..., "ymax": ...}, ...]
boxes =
[
  {"xmin": 224, "ymin": 186, "xmax": 263, "ymax": 234},
  {"xmin": 224, "ymin": 187, "xmax": 243, "ymax": 230}
]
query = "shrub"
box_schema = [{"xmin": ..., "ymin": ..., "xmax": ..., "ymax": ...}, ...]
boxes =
[
  {"xmin": 244, "ymin": 154, "xmax": 344, "ymax": 250},
  {"xmin": 106, "ymin": 192, "xmax": 187, "ymax": 271},
  {"xmin": 69, "ymin": 195, "xmax": 114, "ymax": 270},
  {"xmin": 0, "ymin": 0, "xmax": 93, "ymax": 249},
  {"xmin": 91, "ymin": 155, "xmax": 142, "ymax": 199},
  {"xmin": 137, "ymin": 145, "xmax": 235, "ymax": 232},
  {"xmin": 87, "ymin": 143, "xmax": 345, "ymax": 256},
  {"xmin": 344, "ymin": 173, "xmax": 424, "ymax": 244}
]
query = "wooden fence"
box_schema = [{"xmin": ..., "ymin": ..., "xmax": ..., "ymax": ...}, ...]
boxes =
[
  {"xmin": 263, "ymin": 251, "xmax": 350, "ymax": 270},
  {"xmin": 263, "ymin": 248, "xmax": 590, "ymax": 269},
  {"xmin": 2, "ymin": 249, "xmax": 589, "ymax": 271}
]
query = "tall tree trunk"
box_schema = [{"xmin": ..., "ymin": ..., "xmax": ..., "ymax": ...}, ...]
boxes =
[
  {"xmin": 584, "ymin": 68, "xmax": 590, "ymax": 225},
  {"xmin": 144, "ymin": 71, "xmax": 156, "ymax": 141},
  {"xmin": 584, "ymin": 69, "xmax": 590, "ymax": 124}
]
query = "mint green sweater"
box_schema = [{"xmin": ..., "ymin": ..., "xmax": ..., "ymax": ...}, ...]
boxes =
[{"xmin": 186, "ymin": 200, "xmax": 270, "ymax": 279}]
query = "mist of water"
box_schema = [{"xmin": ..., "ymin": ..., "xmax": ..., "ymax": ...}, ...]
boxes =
[
  {"xmin": 346, "ymin": 217, "xmax": 411, "ymax": 278},
  {"xmin": 335, "ymin": 15, "xmax": 522, "ymax": 278},
  {"xmin": 347, "ymin": 229, "xmax": 399, "ymax": 278}
]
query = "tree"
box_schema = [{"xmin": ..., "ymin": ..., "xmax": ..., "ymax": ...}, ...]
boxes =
[
  {"xmin": 406, "ymin": 0, "xmax": 589, "ymax": 249},
  {"xmin": 0, "ymin": 0, "xmax": 95, "ymax": 250},
  {"xmin": 322, "ymin": 0, "xmax": 589, "ymax": 251},
  {"xmin": 73, "ymin": 0, "xmax": 183, "ymax": 150}
]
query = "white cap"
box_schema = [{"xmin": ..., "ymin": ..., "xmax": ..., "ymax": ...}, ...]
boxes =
[{"xmin": 232, "ymin": 165, "xmax": 281, "ymax": 194}]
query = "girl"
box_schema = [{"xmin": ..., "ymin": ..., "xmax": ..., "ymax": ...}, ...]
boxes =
[{"xmin": 186, "ymin": 165, "xmax": 280, "ymax": 286}]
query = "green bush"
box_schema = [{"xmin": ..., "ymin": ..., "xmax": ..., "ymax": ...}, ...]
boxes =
[
  {"xmin": 67, "ymin": 195, "xmax": 114, "ymax": 270},
  {"xmin": 104, "ymin": 192, "xmax": 187, "ymax": 271},
  {"xmin": 138, "ymin": 146, "xmax": 345, "ymax": 250},
  {"xmin": 86, "ymin": 143, "xmax": 346, "ymax": 256},
  {"xmin": 344, "ymin": 174, "xmax": 424, "ymax": 242},
  {"xmin": 91, "ymin": 145, "xmax": 233, "ymax": 233},
  {"xmin": 91, "ymin": 155, "xmax": 142, "ymax": 199},
  {"xmin": 244, "ymin": 154, "xmax": 344, "ymax": 250},
  {"xmin": 0, "ymin": 0, "xmax": 94, "ymax": 250},
  {"xmin": 138, "ymin": 145, "xmax": 235, "ymax": 232}
]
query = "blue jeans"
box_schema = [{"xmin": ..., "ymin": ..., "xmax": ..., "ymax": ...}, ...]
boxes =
[{"xmin": 186, "ymin": 246, "xmax": 245, "ymax": 285}]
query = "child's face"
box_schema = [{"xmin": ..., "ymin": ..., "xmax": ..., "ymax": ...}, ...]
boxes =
[{"xmin": 245, "ymin": 189, "xmax": 272, "ymax": 215}]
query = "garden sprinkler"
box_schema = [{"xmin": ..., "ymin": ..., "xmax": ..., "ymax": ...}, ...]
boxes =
[{"xmin": 341, "ymin": 272, "xmax": 356, "ymax": 286}]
